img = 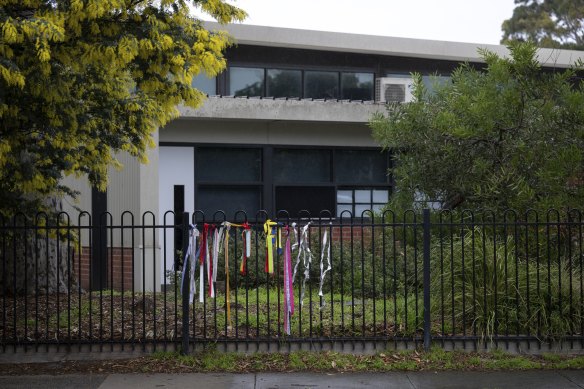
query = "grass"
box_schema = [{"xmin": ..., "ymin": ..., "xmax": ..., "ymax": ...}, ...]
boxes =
[
  {"xmin": 4, "ymin": 348, "xmax": 583, "ymax": 375},
  {"xmin": 205, "ymin": 286, "xmax": 422, "ymax": 338}
]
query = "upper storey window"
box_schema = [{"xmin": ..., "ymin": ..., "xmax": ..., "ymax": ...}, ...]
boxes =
[
  {"xmin": 228, "ymin": 66, "xmax": 374, "ymax": 100},
  {"xmin": 341, "ymin": 72, "xmax": 374, "ymax": 100},
  {"xmin": 192, "ymin": 74, "xmax": 216, "ymax": 95},
  {"xmin": 267, "ymin": 69, "xmax": 302, "ymax": 98},
  {"xmin": 304, "ymin": 71, "xmax": 339, "ymax": 99},
  {"xmin": 230, "ymin": 67, "xmax": 264, "ymax": 97}
]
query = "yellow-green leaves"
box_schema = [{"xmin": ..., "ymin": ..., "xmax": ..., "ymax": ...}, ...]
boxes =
[
  {"xmin": 1, "ymin": 19, "xmax": 20, "ymax": 43},
  {"xmin": 0, "ymin": 0, "xmax": 246, "ymax": 214}
]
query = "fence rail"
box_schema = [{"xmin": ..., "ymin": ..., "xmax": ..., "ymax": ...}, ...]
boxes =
[{"xmin": 0, "ymin": 209, "xmax": 583, "ymax": 353}]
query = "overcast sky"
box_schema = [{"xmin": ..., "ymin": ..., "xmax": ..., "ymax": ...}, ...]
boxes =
[{"xmin": 197, "ymin": 0, "xmax": 516, "ymax": 45}]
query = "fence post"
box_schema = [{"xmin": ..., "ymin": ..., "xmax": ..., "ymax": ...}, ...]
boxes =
[
  {"xmin": 180, "ymin": 212, "xmax": 190, "ymax": 355},
  {"xmin": 423, "ymin": 208, "xmax": 432, "ymax": 351}
]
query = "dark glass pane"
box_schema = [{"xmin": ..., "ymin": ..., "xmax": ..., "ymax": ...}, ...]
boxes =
[
  {"xmin": 196, "ymin": 148, "xmax": 261, "ymax": 182},
  {"xmin": 198, "ymin": 187, "xmax": 261, "ymax": 218},
  {"xmin": 341, "ymin": 72, "xmax": 374, "ymax": 100},
  {"xmin": 275, "ymin": 186, "xmax": 335, "ymax": 217},
  {"xmin": 273, "ymin": 149, "xmax": 331, "ymax": 183},
  {"xmin": 192, "ymin": 74, "xmax": 216, "ymax": 95},
  {"xmin": 304, "ymin": 71, "xmax": 338, "ymax": 99},
  {"xmin": 267, "ymin": 69, "xmax": 301, "ymax": 98},
  {"xmin": 230, "ymin": 67, "xmax": 264, "ymax": 97},
  {"xmin": 335, "ymin": 150, "xmax": 388, "ymax": 184},
  {"xmin": 173, "ymin": 185, "xmax": 185, "ymax": 267}
]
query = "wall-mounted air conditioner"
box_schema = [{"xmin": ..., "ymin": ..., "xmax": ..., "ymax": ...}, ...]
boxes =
[{"xmin": 375, "ymin": 77, "xmax": 414, "ymax": 103}]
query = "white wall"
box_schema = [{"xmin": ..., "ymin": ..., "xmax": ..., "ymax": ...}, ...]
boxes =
[{"xmin": 158, "ymin": 146, "xmax": 195, "ymax": 283}]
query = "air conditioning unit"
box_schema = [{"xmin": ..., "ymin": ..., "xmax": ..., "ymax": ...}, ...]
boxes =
[{"xmin": 375, "ymin": 77, "xmax": 414, "ymax": 103}]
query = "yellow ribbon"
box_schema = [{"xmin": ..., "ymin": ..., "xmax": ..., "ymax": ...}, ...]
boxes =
[{"xmin": 264, "ymin": 219, "xmax": 278, "ymax": 274}]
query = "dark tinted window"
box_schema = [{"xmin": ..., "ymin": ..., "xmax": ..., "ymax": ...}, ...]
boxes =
[
  {"xmin": 196, "ymin": 148, "xmax": 261, "ymax": 182},
  {"xmin": 335, "ymin": 150, "xmax": 388, "ymax": 184},
  {"xmin": 273, "ymin": 149, "xmax": 331, "ymax": 183},
  {"xmin": 198, "ymin": 187, "xmax": 261, "ymax": 218},
  {"xmin": 304, "ymin": 71, "xmax": 338, "ymax": 99},
  {"xmin": 275, "ymin": 186, "xmax": 335, "ymax": 217},
  {"xmin": 267, "ymin": 69, "xmax": 301, "ymax": 98},
  {"xmin": 341, "ymin": 72, "xmax": 374, "ymax": 100},
  {"xmin": 230, "ymin": 67, "xmax": 264, "ymax": 97}
]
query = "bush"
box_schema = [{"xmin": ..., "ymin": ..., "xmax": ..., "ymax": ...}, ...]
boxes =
[{"xmin": 430, "ymin": 227, "xmax": 583, "ymax": 340}]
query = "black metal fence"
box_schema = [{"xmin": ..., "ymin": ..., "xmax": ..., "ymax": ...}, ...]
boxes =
[{"xmin": 0, "ymin": 209, "xmax": 583, "ymax": 353}]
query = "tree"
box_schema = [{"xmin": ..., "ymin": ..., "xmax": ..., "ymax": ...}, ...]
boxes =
[
  {"xmin": 370, "ymin": 43, "xmax": 584, "ymax": 213},
  {"xmin": 0, "ymin": 0, "xmax": 245, "ymax": 294},
  {"xmin": 0, "ymin": 0, "xmax": 245, "ymax": 216},
  {"xmin": 501, "ymin": 0, "xmax": 584, "ymax": 50}
]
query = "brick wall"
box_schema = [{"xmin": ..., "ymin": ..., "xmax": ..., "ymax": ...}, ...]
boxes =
[{"xmin": 77, "ymin": 247, "xmax": 135, "ymax": 291}]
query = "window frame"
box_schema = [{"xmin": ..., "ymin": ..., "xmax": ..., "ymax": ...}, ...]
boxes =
[
  {"xmin": 226, "ymin": 64, "xmax": 376, "ymax": 101},
  {"xmin": 160, "ymin": 142, "xmax": 392, "ymax": 220}
]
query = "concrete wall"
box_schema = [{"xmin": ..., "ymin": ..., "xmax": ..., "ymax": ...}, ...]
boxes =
[
  {"xmin": 178, "ymin": 97, "xmax": 385, "ymax": 123},
  {"xmin": 160, "ymin": 118, "xmax": 378, "ymax": 147}
]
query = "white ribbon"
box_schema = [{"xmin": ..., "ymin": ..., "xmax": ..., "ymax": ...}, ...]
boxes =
[
  {"xmin": 244, "ymin": 229, "xmax": 251, "ymax": 258},
  {"xmin": 291, "ymin": 222, "xmax": 312, "ymax": 306},
  {"xmin": 180, "ymin": 224, "xmax": 198, "ymax": 303},
  {"xmin": 189, "ymin": 226, "xmax": 199, "ymax": 304},
  {"xmin": 209, "ymin": 226, "xmax": 225, "ymax": 298},
  {"xmin": 318, "ymin": 225, "xmax": 332, "ymax": 300}
]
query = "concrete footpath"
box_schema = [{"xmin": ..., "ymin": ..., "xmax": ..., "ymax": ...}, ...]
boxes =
[{"xmin": 1, "ymin": 371, "xmax": 584, "ymax": 389}]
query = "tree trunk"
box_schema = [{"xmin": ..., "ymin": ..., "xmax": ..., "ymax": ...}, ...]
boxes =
[
  {"xmin": 0, "ymin": 198, "xmax": 78, "ymax": 296},
  {"xmin": 0, "ymin": 236, "xmax": 75, "ymax": 296}
]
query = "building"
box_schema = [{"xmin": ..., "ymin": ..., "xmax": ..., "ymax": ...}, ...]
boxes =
[{"xmin": 65, "ymin": 23, "xmax": 584, "ymax": 291}]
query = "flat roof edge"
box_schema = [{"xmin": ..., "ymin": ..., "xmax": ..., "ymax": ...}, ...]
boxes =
[{"xmin": 204, "ymin": 22, "xmax": 584, "ymax": 68}]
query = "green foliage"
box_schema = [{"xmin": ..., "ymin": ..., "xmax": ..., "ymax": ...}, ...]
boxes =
[
  {"xmin": 370, "ymin": 42, "xmax": 584, "ymax": 213},
  {"xmin": 430, "ymin": 227, "xmax": 583, "ymax": 340},
  {"xmin": 501, "ymin": 0, "xmax": 584, "ymax": 50},
  {"xmin": 0, "ymin": 0, "xmax": 246, "ymax": 215}
]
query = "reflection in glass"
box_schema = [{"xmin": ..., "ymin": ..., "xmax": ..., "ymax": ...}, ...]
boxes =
[
  {"xmin": 354, "ymin": 190, "xmax": 370, "ymax": 203},
  {"xmin": 192, "ymin": 74, "xmax": 216, "ymax": 95},
  {"xmin": 230, "ymin": 67, "xmax": 264, "ymax": 97},
  {"xmin": 372, "ymin": 203, "xmax": 385, "ymax": 213},
  {"xmin": 304, "ymin": 71, "xmax": 338, "ymax": 99},
  {"xmin": 337, "ymin": 204, "xmax": 353, "ymax": 217},
  {"xmin": 341, "ymin": 72, "xmax": 374, "ymax": 100},
  {"xmin": 372, "ymin": 190, "xmax": 389, "ymax": 203},
  {"xmin": 267, "ymin": 69, "xmax": 301, "ymax": 98},
  {"xmin": 355, "ymin": 204, "xmax": 370, "ymax": 216},
  {"xmin": 336, "ymin": 190, "xmax": 353, "ymax": 203}
]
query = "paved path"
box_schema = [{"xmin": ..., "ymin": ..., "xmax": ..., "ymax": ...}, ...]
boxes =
[{"xmin": 1, "ymin": 371, "xmax": 584, "ymax": 389}]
